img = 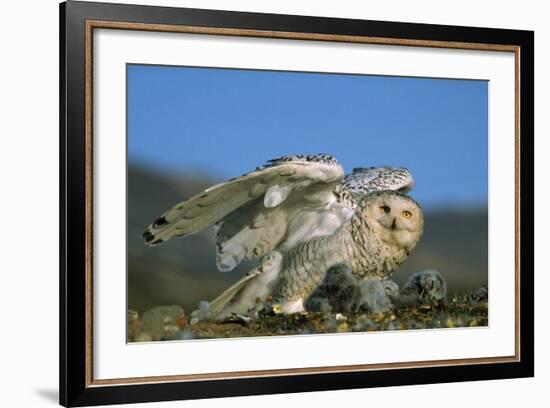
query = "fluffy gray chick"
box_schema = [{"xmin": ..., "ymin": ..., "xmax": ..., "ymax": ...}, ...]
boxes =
[
  {"xmin": 357, "ymin": 278, "xmax": 399, "ymax": 313},
  {"xmin": 304, "ymin": 263, "xmax": 361, "ymax": 314},
  {"xmin": 400, "ymin": 270, "xmax": 447, "ymax": 305}
]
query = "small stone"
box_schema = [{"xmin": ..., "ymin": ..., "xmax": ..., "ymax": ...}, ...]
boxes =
[
  {"xmin": 137, "ymin": 305, "xmax": 185, "ymax": 341},
  {"xmin": 190, "ymin": 300, "xmax": 214, "ymax": 323},
  {"xmin": 335, "ymin": 313, "xmax": 347, "ymax": 321}
]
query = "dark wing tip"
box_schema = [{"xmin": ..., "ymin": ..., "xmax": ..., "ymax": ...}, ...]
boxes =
[
  {"xmin": 262, "ymin": 153, "xmax": 339, "ymax": 169},
  {"xmin": 142, "ymin": 229, "xmax": 164, "ymax": 246},
  {"xmin": 153, "ymin": 215, "xmax": 169, "ymax": 228}
]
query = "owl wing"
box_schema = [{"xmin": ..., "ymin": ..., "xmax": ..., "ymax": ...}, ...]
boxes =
[
  {"xmin": 143, "ymin": 154, "xmax": 353, "ymax": 271},
  {"xmin": 217, "ymin": 165, "xmax": 418, "ymax": 271},
  {"xmin": 343, "ymin": 166, "xmax": 415, "ymax": 198}
]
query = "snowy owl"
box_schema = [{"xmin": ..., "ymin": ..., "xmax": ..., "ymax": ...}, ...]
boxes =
[{"xmin": 143, "ymin": 154, "xmax": 423, "ymax": 316}]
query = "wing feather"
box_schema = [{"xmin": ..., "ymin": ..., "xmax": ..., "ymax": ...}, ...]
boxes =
[
  {"xmin": 142, "ymin": 155, "xmax": 344, "ymax": 249},
  {"xmin": 143, "ymin": 157, "xmax": 415, "ymax": 275},
  {"xmin": 343, "ymin": 166, "xmax": 415, "ymax": 197}
]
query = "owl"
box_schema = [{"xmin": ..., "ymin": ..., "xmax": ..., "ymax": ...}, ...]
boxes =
[
  {"xmin": 143, "ymin": 154, "xmax": 423, "ymax": 317},
  {"xmin": 357, "ymin": 278, "xmax": 400, "ymax": 314},
  {"xmin": 400, "ymin": 270, "xmax": 447, "ymax": 305}
]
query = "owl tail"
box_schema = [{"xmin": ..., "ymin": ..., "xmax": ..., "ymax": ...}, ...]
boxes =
[
  {"xmin": 209, "ymin": 271, "xmax": 260, "ymax": 317},
  {"xmin": 210, "ymin": 251, "xmax": 284, "ymax": 318}
]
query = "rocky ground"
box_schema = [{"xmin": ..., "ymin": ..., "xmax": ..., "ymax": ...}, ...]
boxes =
[{"xmin": 127, "ymin": 286, "xmax": 488, "ymax": 342}]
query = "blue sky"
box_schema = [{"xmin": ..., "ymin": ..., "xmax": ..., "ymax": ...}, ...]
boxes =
[{"xmin": 127, "ymin": 64, "xmax": 487, "ymax": 210}]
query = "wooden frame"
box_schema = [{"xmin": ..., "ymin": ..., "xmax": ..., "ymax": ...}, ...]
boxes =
[{"xmin": 60, "ymin": 1, "xmax": 534, "ymax": 406}]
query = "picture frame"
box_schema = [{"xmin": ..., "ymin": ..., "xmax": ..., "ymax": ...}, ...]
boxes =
[{"xmin": 59, "ymin": 0, "xmax": 534, "ymax": 406}]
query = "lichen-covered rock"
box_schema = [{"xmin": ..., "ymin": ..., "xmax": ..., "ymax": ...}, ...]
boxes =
[
  {"xmin": 127, "ymin": 309, "xmax": 140, "ymax": 341},
  {"xmin": 135, "ymin": 305, "xmax": 185, "ymax": 341}
]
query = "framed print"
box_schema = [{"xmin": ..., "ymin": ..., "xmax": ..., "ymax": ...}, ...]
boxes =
[{"xmin": 59, "ymin": 1, "xmax": 534, "ymax": 406}]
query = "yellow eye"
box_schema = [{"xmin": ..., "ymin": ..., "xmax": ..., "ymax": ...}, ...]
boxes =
[
  {"xmin": 402, "ymin": 210, "xmax": 412, "ymax": 219},
  {"xmin": 379, "ymin": 205, "xmax": 391, "ymax": 214}
]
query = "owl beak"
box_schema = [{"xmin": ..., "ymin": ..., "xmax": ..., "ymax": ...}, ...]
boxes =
[{"xmin": 391, "ymin": 218, "xmax": 397, "ymax": 230}]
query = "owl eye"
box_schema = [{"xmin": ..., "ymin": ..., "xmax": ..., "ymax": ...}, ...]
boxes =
[
  {"xmin": 379, "ymin": 205, "xmax": 391, "ymax": 214},
  {"xmin": 402, "ymin": 210, "xmax": 412, "ymax": 219}
]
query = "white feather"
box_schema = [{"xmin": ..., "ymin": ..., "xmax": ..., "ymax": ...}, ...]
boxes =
[{"xmin": 264, "ymin": 185, "xmax": 291, "ymax": 208}]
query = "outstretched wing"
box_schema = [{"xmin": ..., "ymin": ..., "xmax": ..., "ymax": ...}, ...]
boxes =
[
  {"xmin": 343, "ymin": 166, "xmax": 414, "ymax": 198},
  {"xmin": 143, "ymin": 154, "xmax": 350, "ymax": 271},
  {"xmin": 215, "ymin": 181, "xmax": 356, "ymax": 271}
]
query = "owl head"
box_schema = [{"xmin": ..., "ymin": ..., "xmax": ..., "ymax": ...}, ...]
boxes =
[{"xmin": 360, "ymin": 190, "xmax": 424, "ymax": 252}]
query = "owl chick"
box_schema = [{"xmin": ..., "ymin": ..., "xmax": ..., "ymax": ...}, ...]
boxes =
[
  {"xmin": 400, "ymin": 270, "xmax": 447, "ymax": 305},
  {"xmin": 357, "ymin": 278, "xmax": 399, "ymax": 314},
  {"xmin": 304, "ymin": 263, "xmax": 361, "ymax": 315}
]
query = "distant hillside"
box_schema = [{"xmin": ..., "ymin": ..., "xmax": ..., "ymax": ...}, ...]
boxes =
[
  {"xmin": 128, "ymin": 164, "xmax": 487, "ymax": 313},
  {"xmin": 128, "ymin": 164, "xmax": 253, "ymax": 313}
]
